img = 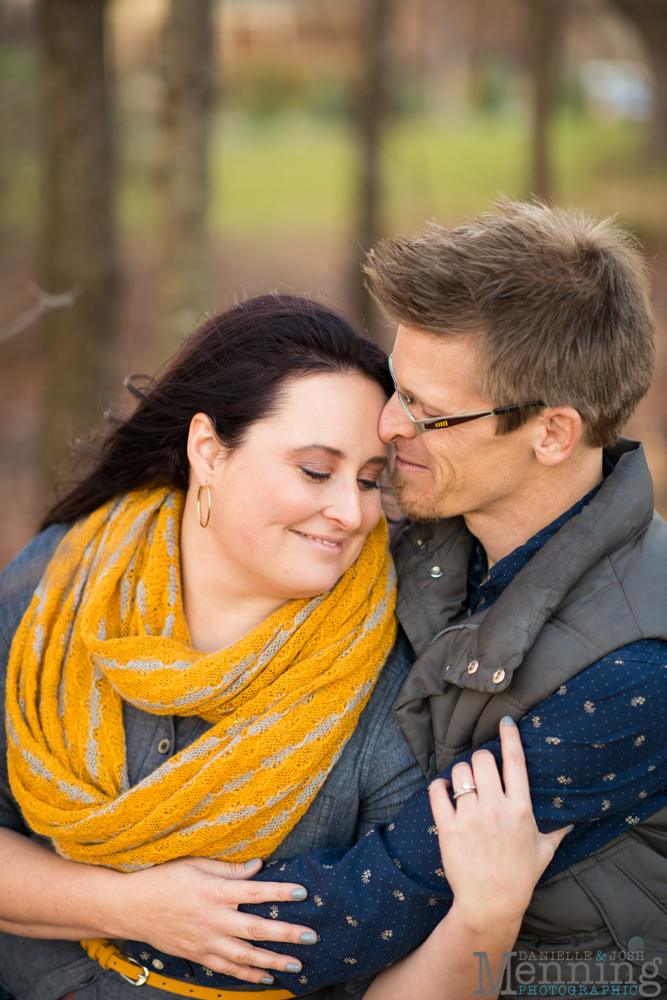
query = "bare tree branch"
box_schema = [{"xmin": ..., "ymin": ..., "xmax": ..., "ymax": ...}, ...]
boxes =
[{"xmin": 0, "ymin": 283, "xmax": 79, "ymax": 346}]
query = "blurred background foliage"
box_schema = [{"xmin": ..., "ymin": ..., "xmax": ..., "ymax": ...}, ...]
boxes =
[{"xmin": 0, "ymin": 0, "xmax": 665, "ymax": 568}]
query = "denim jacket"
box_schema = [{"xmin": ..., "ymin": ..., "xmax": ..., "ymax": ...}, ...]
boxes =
[{"xmin": 0, "ymin": 524, "xmax": 426, "ymax": 1000}]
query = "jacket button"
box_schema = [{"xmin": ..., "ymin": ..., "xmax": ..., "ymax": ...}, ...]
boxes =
[
  {"xmin": 157, "ymin": 738, "xmax": 171, "ymax": 755},
  {"xmin": 415, "ymin": 539, "xmax": 425, "ymax": 550},
  {"xmin": 627, "ymin": 936, "xmax": 645, "ymax": 952},
  {"xmin": 429, "ymin": 565, "xmax": 443, "ymax": 578},
  {"xmin": 467, "ymin": 660, "xmax": 479, "ymax": 674},
  {"xmin": 492, "ymin": 669, "xmax": 506, "ymax": 684},
  {"xmin": 429, "ymin": 752, "xmax": 437, "ymax": 771},
  {"xmin": 152, "ymin": 959, "xmax": 165, "ymax": 970}
]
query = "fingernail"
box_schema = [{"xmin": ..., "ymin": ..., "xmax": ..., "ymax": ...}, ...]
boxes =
[
  {"xmin": 260, "ymin": 976, "xmax": 274, "ymax": 985},
  {"xmin": 300, "ymin": 932, "xmax": 317, "ymax": 944},
  {"xmin": 502, "ymin": 715, "xmax": 516, "ymax": 726},
  {"xmin": 290, "ymin": 887, "xmax": 307, "ymax": 900},
  {"xmin": 566, "ymin": 824, "xmax": 574, "ymax": 833},
  {"xmin": 286, "ymin": 962, "xmax": 301, "ymax": 973},
  {"xmin": 244, "ymin": 857, "xmax": 261, "ymax": 868}
]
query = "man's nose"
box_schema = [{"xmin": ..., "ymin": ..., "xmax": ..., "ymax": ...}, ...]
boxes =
[{"xmin": 379, "ymin": 392, "xmax": 417, "ymax": 443}]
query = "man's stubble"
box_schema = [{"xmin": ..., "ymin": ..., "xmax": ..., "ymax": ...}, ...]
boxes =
[{"xmin": 391, "ymin": 466, "xmax": 443, "ymax": 524}]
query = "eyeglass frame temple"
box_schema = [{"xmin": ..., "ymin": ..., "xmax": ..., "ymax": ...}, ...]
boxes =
[{"xmin": 387, "ymin": 354, "xmax": 544, "ymax": 434}]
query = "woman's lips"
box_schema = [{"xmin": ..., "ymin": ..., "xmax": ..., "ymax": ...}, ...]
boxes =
[
  {"xmin": 290, "ymin": 529, "xmax": 345, "ymax": 555},
  {"xmin": 395, "ymin": 453, "xmax": 430, "ymax": 474}
]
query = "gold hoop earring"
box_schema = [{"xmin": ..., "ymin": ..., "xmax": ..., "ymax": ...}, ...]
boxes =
[{"xmin": 197, "ymin": 482, "xmax": 211, "ymax": 528}]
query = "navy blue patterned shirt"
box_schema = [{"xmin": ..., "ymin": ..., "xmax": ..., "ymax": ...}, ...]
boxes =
[{"xmin": 132, "ymin": 462, "xmax": 667, "ymax": 995}]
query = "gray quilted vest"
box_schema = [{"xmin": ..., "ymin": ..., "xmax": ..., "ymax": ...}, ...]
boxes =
[{"xmin": 393, "ymin": 438, "xmax": 667, "ymax": 990}]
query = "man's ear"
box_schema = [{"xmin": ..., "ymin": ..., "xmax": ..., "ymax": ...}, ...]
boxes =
[
  {"xmin": 531, "ymin": 407, "xmax": 582, "ymax": 468},
  {"xmin": 187, "ymin": 413, "xmax": 225, "ymax": 485}
]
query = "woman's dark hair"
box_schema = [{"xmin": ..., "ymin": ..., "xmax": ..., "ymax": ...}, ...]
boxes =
[{"xmin": 41, "ymin": 294, "xmax": 392, "ymax": 529}]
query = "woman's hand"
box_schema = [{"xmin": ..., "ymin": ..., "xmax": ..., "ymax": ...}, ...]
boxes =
[
  {"xmin": 0, "ymin": 828, "xmax": 315, "ymax": 987},
  {"xmin": 430, "ymin": 716, "xmax": 570, "ymax": 935},
  {"xmin": 366, "ymin": 718, "xmax": 570, "ymax": 1000},
  {"xmin": 107, "ymin": 855, "xmax": 315, "ymax": 984}
]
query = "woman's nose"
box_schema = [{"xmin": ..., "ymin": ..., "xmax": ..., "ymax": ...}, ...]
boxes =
[
  {"xmin": 379, "ymin": 391, "xmax": 417, "ymax": 443},
  {"xmin": 323, "ymin": 481, "xmax": 363, "ymax": 531}
]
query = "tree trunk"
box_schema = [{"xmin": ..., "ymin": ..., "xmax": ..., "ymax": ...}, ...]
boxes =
[
  {"xmin": 156, "ymin": 0, "xmax": 214, "ymax": 357},
  {"xmin": 525, "ymin": 0, "xmax": 564, "ymax": 202},
  {"xmin": 607, "ymin": 0, "xmax": 667, "ymax": 162},
  {"xmin": 351, "ymin": 0, "xmax": 394, "ymax": 348},
  {"xmin": 39, "ymin": 0, "xmax": 119, "ymax": 499}
]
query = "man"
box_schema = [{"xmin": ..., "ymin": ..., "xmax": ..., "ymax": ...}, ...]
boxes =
[
  {"xmin": 369, "ymin": 198, "xmax": 667, "ymax": 980},
  {"xmin": 127, "ymin": 200, "xmax": 667, "ymax": 995}
]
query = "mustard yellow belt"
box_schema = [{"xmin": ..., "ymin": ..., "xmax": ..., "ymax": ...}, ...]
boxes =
[{"xmin": 80, "ymin": 939, "xmax": 299, "ymax": 999}]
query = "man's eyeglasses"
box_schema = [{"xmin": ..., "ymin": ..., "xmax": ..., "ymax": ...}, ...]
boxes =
[{"xmin": 388, "ymin": 354, "xmax": 544, "ymax": 435}]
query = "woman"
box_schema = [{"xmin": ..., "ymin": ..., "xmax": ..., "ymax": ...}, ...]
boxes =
[{"xmin": 0, "ymin": 296, "xmax": 566, "ymax": 1000}]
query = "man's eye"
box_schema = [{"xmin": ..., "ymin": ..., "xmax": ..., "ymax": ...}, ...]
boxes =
[
  {"xmin": 301, "ymin": 468, "xmax": 330, "ymax": 482},
  {"xmin": 401, "ymin": 392, "xmax": 416, "ymax": 406},
  {"xmin": 358, "ymin": 479, "xmax": 380, "ymax": 491}
]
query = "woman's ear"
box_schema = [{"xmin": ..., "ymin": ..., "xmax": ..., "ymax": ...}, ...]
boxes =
[{"xmin": 187, "ymin": 414, "xmax": 225, "ymax": 485}]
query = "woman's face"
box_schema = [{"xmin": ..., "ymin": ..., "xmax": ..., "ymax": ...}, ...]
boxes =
[{"xmin": 186, "ymin": 372, "xmax": 388, "ymax": 603}]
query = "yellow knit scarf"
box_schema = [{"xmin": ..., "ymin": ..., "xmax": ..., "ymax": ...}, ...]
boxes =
[{"xmin": 6, "ymin": 487, "xmax": 396, "ymax": 871}]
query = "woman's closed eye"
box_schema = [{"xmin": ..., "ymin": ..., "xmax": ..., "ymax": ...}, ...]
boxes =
[
  {"xmin": 300, "ymin": 467, "xmax": 331, "ymax": 483},
  {"xmin": 300, "ymin": 468, "xmax": 380, "ymax": 491}
]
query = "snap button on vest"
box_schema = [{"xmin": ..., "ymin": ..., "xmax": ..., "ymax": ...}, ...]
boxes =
[
  {"xmin": 415, "ymin": 539, "xmax": 425, "ymax": 550},
  {"xmin": 429, "ymin": 752, "xmax": 437, "ymax": 771},
  {"xmin": 467, "ymin": 660, "xmax": 479, "ymax": 674},
  {"xmin": 429, "ymin": 565, "xmax": 443, "ymax": 578},
  {"xmin": 627, "ymin": 936, "xmax": 645, "ymax": 952},
  {"xmin": 157, "ymin": 738, "xmax": 171, "ymax": 755},
  {"xmin": 492, "ymin": 669, "xmax": 506, "ymax": 684},
  {"xmin": 152, "ymin": 959, "xmax": 164, "ymax": 970}
]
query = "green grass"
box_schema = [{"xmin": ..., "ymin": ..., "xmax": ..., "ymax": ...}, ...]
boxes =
[
  {"xmin": 202, "ymin": 111, "xmax": 667, "ymax": 242},
  {"xmin": 4, "ymin": 93, "xmax": 666, "ymax": 246}
]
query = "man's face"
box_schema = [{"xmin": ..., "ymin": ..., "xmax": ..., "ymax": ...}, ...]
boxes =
[{"xmin": 379, "ymin": 325, "xmax": 539, "ymax": 522}]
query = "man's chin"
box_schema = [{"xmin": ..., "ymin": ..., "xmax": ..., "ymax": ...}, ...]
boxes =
[{"xmin": 391, "ymin": 468, "xmax": 445, "ymax": 524}]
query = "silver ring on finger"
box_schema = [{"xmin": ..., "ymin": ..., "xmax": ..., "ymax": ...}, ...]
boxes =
[{"xmin": 452, "ymin": 782, "xmax": 477, "ymax": 800}]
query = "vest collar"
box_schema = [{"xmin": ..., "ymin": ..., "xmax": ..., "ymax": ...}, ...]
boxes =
[{"xmin": 396, "ymin": 438, "xmax": 653, "ymax": 694}]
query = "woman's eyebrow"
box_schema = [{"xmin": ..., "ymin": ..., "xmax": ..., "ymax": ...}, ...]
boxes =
[
  {"xmin": 292, "ymin": 444, "xmax": 346, "ymax": 459},
  {"xmin": 291, "ymin": 445, "xmax": 387, "ymax": 467}
]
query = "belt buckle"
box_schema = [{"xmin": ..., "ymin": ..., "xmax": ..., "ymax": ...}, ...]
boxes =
[{"xmin": 118, "ymin": 955, "xmax": 150, "ymax": 987}]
